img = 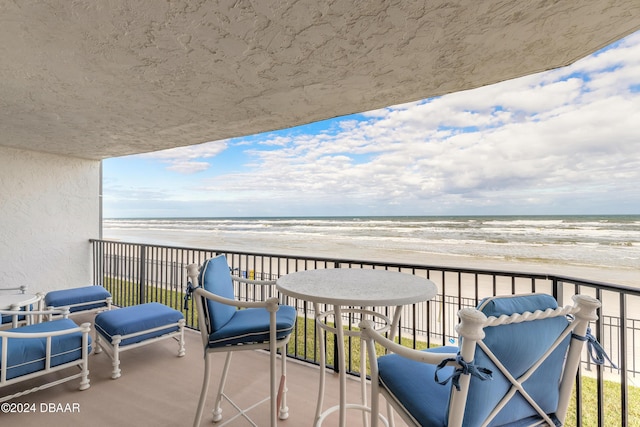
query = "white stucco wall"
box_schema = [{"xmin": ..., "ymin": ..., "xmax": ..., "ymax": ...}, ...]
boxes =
[{"xmin": 0, "ymin": 146, "xmax": 100, "ymax": 293}]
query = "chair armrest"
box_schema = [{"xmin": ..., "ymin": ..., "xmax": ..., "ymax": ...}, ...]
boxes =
[
  {"xmin": 0, "ymin": 322, "xmax": 91, "ymax": 338},
  {"xmin": 193, "ymin": 287, "xmax": 280, "ymax": 311},
  {"xmin": 359, "ymin": 319, "xmax": 457, "ymax": 365}
]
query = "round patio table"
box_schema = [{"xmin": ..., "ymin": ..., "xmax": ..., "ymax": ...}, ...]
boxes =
[
  {"xmin": 0, "ymin": 292, "xmax": 42, "ymax": 327},
  {"xmin": 276, "ymin": 268, "xmax": 437, "ymax": 427}
]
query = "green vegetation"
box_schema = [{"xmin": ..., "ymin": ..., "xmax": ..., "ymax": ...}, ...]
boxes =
[
  {"xmin": 287, "ymin": 315, "xmax": 427, "ymax": 375},
  {"xmin": 566, "ymin": 377, "xmax": 640, "ymax": 427}
]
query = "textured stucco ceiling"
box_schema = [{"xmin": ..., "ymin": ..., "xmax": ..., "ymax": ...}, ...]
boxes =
[{"xmin": 1, "ymin": 1, "xmax": 639, "ymax": 160}]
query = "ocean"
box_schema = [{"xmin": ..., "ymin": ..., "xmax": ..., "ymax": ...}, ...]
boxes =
[{"xmin": 102, "ymin": 215, "xmax": 639, "ymax": 286}]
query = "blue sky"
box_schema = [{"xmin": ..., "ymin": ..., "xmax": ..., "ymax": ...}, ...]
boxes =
[{"xmin": 103, "ymin": 32, "xmax": 640, "ymax": 218}]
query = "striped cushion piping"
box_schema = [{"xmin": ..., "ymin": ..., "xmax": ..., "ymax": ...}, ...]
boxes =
[{"xmin": 208, "ymin": 326, "xmax": 294, "ymax": 346}]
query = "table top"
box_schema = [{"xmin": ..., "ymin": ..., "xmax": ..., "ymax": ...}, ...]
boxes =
[
  {"xmin": 276, "ymin": 268, "xmax": 437, "ymax": 307},
  {"xmin": 0, "ymin": 293, "xmax": 40, "ymax": 310}
]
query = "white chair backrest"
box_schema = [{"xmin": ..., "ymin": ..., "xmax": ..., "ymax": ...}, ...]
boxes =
[{"xmin": 448, "ymin": 293, "xmax": 600, "ymax": 427}]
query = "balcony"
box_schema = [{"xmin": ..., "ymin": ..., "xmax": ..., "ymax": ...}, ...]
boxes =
[{"xmin": 2, "ymin": 239, "xmax": 638, "ymax": 426}]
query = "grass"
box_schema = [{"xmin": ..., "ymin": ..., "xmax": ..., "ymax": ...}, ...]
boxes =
[
  {"xmin": 566, "ymin": 376, "xmax": 640, "ymax": 427},
  {"xmin": 287, "ymin": 315, "xmax": 427, "ymax": 375},
  {"xmin": 103, "ymin": 277, "xmax": 638, "ymax": 425},
  {"xmin": 103, "ymin": 276, "xmax": 199, "ymax": 326}
]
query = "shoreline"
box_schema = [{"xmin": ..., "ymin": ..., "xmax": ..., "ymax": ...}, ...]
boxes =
[{"xmin": 102, "ymin": 228, "xmax": 638, "ymax": 288}]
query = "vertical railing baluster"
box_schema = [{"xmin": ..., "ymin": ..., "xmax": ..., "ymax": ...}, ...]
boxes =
[
  {"xmin": 596, "ymin": 287, "xmax": 604, "ymax": 427},
  {"xmin": 620, "ymin": 292, "xmax": 628, "ymax": 427},
  {"xmin": 139, "ymin": 244, "xmax": 146, "ymax": 304}
]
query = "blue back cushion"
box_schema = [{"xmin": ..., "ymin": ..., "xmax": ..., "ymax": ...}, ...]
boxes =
[
  {"xmin": 461, "ymin": 294, "xmax": 570, "ymax": 427},
  {"xmin": 199, "ymin": 255, "xmax": 236, "ymax": 332}
]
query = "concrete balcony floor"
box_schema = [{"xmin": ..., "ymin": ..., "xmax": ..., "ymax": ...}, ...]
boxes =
[{"xmin": 1, "ymin": 313, "xmax": 408, "ymax": 427}]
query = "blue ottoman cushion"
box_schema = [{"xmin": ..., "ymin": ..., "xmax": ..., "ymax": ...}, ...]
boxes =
[
  {"xmin": 45, "ymin": 286, "xmax": 111, "ymax": 313},
  {"xmin": 0, "ymin": 319, "xmax": 91, "ymax": 380},
  {"xmin": 95, "ymin": 303, "xmax": 184, "ymax": 347}
]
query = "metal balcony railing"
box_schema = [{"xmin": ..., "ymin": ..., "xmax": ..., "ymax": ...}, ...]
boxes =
[{"xmin": 90, "ymin": 239, "xmax": 640, "ymax": 427}]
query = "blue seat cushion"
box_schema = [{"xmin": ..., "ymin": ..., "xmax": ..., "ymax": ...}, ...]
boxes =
[
  {"xmin": 95, "ymin": 302, "xmax": 183, "ymax": 347},
  {"xmin": 208, "ymin": 305, "xmax": 296, "ymax": 348},
  {"xmin": 0, "ymin": 318, "xmax": 91, "ymax": 380},
  {"xmin": 45, "ymin": 286, "xmax": 111, "ymax": 313},
  {"xmin": 378, "ymin": 346, "xmax": 457, "ymax": 427}
]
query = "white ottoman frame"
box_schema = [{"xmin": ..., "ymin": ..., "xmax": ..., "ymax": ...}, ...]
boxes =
[{"xmin": 95, "ymin": 318, "xmax": 186, "ymax": 379}]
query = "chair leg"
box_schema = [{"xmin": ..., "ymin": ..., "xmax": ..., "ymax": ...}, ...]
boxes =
[
  {"xmin": 177, "ymin": 319, "xmax": 186, "ymax": 357},
  {"xmin": 94, "ymin": 333, "xmax": 103, "ymax": 353},
  {"xmin": 279, "ymin": 344, "xmax": 289, "ymax": 420},
  {"xmin": 212, "ymin": 352, "xmax": 233, "ymax": 422},
  {"xmin": 370, "ymin": 376, "xmax": 380, "ymax": 427},
  {"xmin": 110, "ymin": 336, "xmax": 122, "ymax": 379},
  {"xmin": 193, "ymin": 352, "xmax": 212, "ymax": 427},
  {"xmin": 270, "ymin": 340, "xmax": 277, "ymax": 427},
  {"xmin": 79, "ymin": 334, "xmax": 90, "ymax": 391}
]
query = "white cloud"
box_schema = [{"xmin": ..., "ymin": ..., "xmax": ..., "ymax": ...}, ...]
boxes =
[
  {"xmin": 143, "ymin": 140, "xmax": 228, "ymax": 160},
  {"xmin": 141, "ymin": 139, "xmax": 229, "ymax": 174},
  {"xmin": 207, "ymin": 37, "xmax": 639, "ymax": 214},
  {"xmin": 166, "ymin": 161, "xmax": 211, "ymax": 174},
  {"xmin": 257, "ymin": 135, "xmax": 293, "ymax": 146}
]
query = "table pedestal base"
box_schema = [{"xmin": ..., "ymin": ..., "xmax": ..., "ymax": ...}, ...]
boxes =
[
  {"xmin": 314, "ymin": 305, "xmax": 396, "ymax": 427},
  {"xmin": 315, "ymin": 403, "xmax": 389, "ymax": 427}
]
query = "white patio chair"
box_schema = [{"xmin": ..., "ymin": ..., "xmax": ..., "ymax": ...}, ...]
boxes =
[
  {"xmin": 361, "ymin": 293, "xmax": 605, "ymax": 427},
  {"xmin": 186, "ymin": 255, "xmax": 296, "ymax": 427}
]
